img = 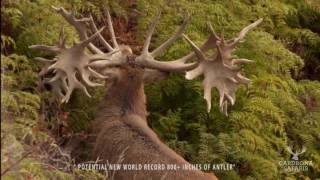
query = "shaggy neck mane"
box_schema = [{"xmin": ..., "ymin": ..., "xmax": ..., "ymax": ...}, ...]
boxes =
[{"xmin": 98, "ymin": 66, "xmax": 147, "ymax": 119}]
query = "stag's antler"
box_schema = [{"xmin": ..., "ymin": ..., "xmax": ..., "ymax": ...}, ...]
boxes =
[
  {"xmin": 31, "ymin": 6, "xmax": 136, "ymax": 103},
  {"xmin": 31, "ymin": 6, "xmax": 262, "ymax": 114},
  {"xmin": 30, "ymin": 27, "xmax": 109, "ymax": 103},
  {"xmin": 30, "ymin": 7, "xmax": 121, "ymax": 103},
  {"xmin": 184, "ymin": 19, "xmax": 263, "ymax": 114}
]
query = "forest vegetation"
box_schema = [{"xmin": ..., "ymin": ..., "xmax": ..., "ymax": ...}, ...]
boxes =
[{"xmin": 1, "ymin": 0, "xmax": 320, "ymax": 179}]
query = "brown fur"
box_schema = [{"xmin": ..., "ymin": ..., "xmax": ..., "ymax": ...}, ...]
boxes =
[{"xmin": 91, "ymin": 65, "xmax": 218, "ymax": 180}]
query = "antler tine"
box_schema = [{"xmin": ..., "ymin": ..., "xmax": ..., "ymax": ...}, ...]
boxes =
[
  {"xmin": 29, "ymin": 45, "xmax": 61, "ymax": 54},
  {"xmin": 105, "ymin": 9, "xmax": 119, "ymax": 49},
  {"xmin": 229, "ymin": 18, "xmax": 263, "ymax": 48},
  {"xmin": 44, "ymin": 76, "xmax": 68, "ymax": 98},
  {"xmin": 182, "ymin": 34, "xmax": 206, "ymax": 61},
  {"xmin": 191, "ymin": 23, "xmax": 221, "ymax": 53},
  {"xmin": 58, "ymin": 26, "xmax": 67, "ymax": 48},
  {"xmin": 142, "ymin": 12, "xmax": 161, "ymax": 54},
  {"xmin": 164, "ymin": 22, "xmax": 222, "ymax": 65},
  {"xmin": 207, "ymin": 22, "xmax": 220, "ymax": 40},
  {"xmin": 52, "ymin": 6, "xmax": 103, "ymax": 54},
  {"xmin": 151, "ymin": 16, "xmax": 189, "ymax": 57},
  {"xmin": 89, "ymin": 15, "xmax": 114, "ymax": 52},
  {"xmin": 232, "ymin": 58, "xmax": 253, "ymax": 65},
  {"xmin": 34, "ymin": 57, "xmax": 57, "ymax": 63},
  {"xmin": 78, "ymin": 26, "xmax": 106, "ymax": 48},
  {"xmin": 30, "ymin": 26, "xmax": 66, "ymax": 53},
  {"xmin": 62, "ymin": 71, "xmax": 92, "ymax": 103}
]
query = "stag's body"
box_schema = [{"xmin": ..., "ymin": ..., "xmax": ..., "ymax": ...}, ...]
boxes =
[{"xmin": 91, "ymin": 65, "xmax": 217, "ymax": 180}]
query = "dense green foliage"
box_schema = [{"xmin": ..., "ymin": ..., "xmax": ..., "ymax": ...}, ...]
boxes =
[
  {"xmin": 1, "ymin": 0, "xmax": 319, "ymax": 179},
  {"xmin": 1, "ymin": 0, "xmax": 110, "ymax": 179},
  {"xmin": 138, "ymin": 1, "xmax": 320, "ymax": 179}
]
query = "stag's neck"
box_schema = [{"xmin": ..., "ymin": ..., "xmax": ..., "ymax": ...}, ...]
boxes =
[
  {"xmin": 98, "ymin": 67, "xmax": 147, "ymax": 120},
  {"xmin": 92, "ymin": 66, "xmax": 191, "ymax": 166}
]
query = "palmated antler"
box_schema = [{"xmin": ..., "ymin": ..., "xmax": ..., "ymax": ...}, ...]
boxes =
[
  {"xmin": 184, "ymin": 19, "xmax": 263, "ymax": 114},
  {"xmin": 31, "ymin": 7, "xmax": 126, "ymax": 103},
  {"xmin": 31, "ymin": 27, "xmax": 108, "ymax": 103}
]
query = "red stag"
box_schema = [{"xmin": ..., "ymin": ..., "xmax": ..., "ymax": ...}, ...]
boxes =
[{"xmin": 30, "ymin": 6, "xmax": 262, "ymax": 180}]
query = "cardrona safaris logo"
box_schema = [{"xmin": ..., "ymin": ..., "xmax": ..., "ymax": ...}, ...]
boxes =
[{"xmin": 278, "ymin": 145, "xmax": 313, "ymax": 172}]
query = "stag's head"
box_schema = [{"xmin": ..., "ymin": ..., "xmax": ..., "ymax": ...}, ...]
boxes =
[{"xmin": 31, "ymin": 6, "xmax": 262, "ymax": 115}]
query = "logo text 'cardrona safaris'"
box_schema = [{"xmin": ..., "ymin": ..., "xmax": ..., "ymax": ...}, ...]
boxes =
[{"xmin": 278, "ymin": 146, "xmax": 313, "ymax": 172}]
